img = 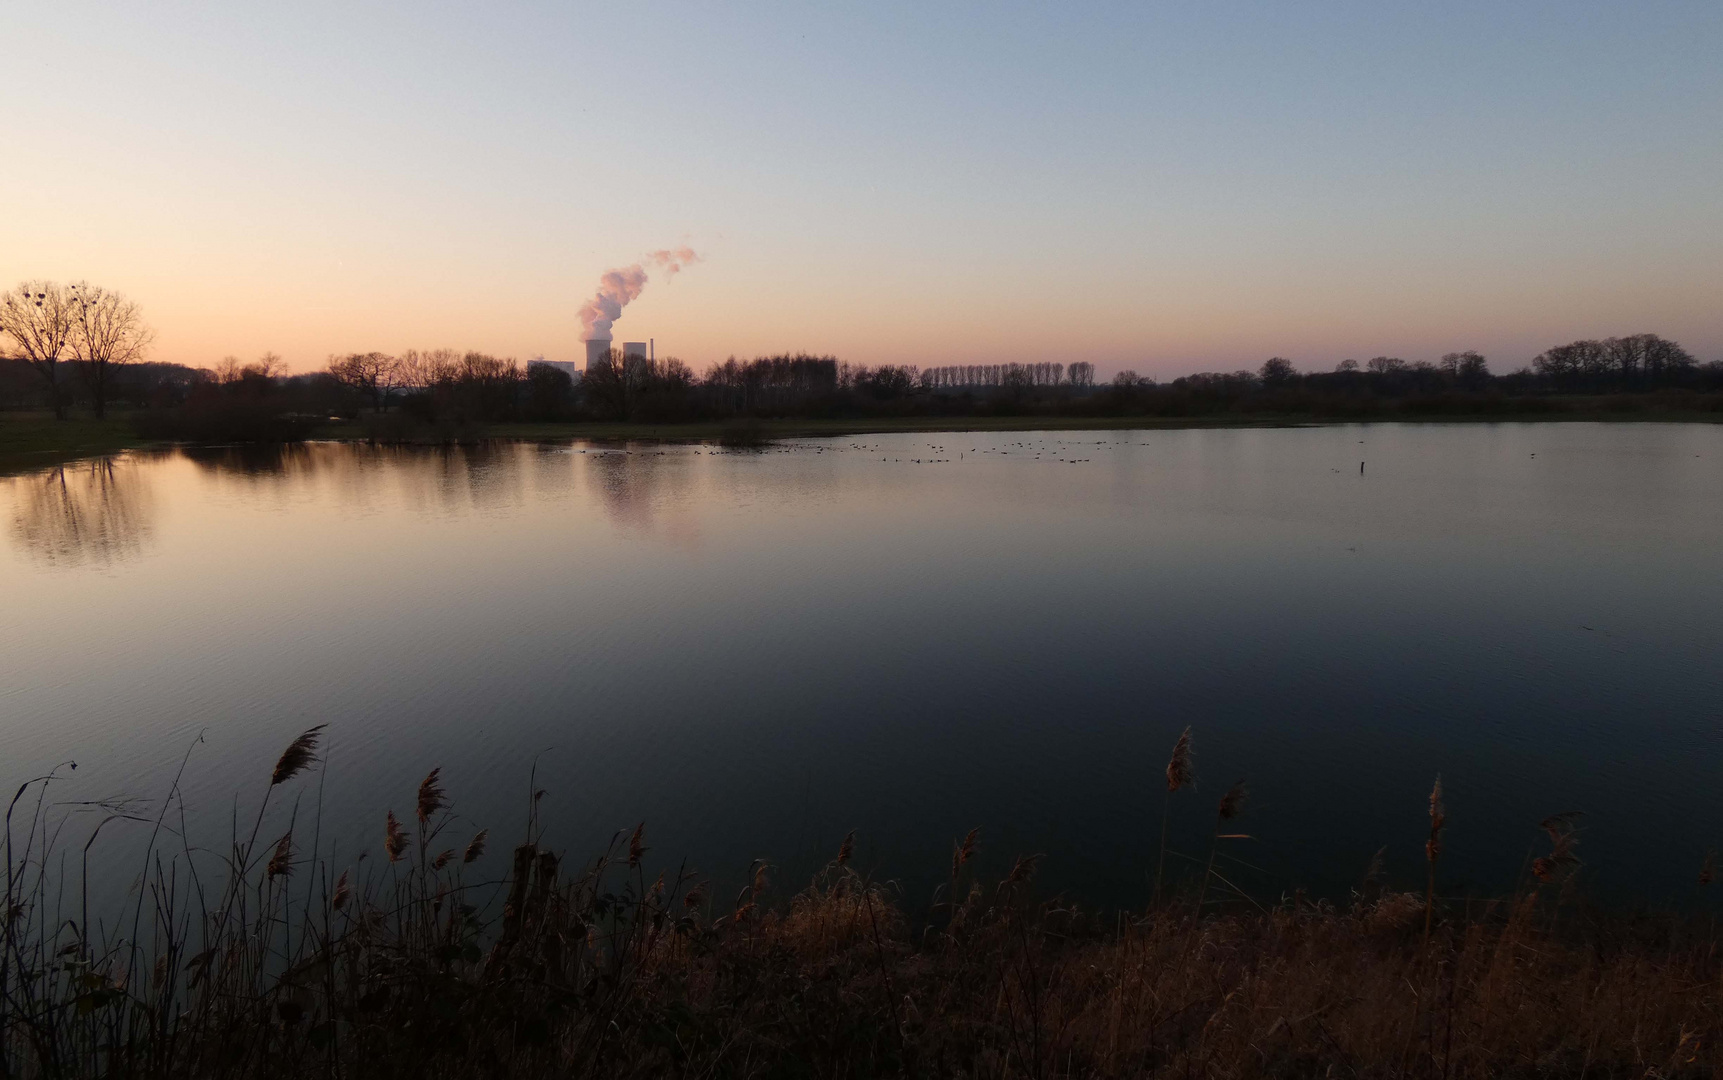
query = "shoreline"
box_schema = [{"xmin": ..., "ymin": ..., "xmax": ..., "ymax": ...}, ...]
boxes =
[{"xmin": 5, "ymin": 408, "xmax": 1721, "ymax": 476}]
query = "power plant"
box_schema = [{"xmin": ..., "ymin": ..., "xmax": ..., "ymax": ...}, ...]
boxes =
[{"xmin": 581, "ymin": 338, "xmax": 654, "ymax": 372}]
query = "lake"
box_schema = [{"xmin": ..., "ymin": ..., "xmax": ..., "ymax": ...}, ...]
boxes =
[{"xmin": 4, "ymin": 423, "xmax": 1722, "ymax": 909}]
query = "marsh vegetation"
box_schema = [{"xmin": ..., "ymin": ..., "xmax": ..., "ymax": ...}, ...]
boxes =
[{"xmin": 6, "ymin": 725, "xmax": 1722, "ymax": 1078}]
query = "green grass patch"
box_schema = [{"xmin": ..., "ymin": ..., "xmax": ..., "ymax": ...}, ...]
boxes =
[{"xmin": 0, "ymin": 412, "xmax": 148, "ymax": 474}]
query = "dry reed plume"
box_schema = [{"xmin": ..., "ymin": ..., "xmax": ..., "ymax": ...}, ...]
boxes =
[
  {"xmin": 384, "ymin": 809, "xmax": 408, "ymax": 861},
  {"xmin": 269, "ymin": 724, "xmax": 324, "ymax": 787},
  {"xmin": 1155, "ymin": 726, "xmax": 1194, "ymax": 905},
  {"xmin": 1425, "ymin": 774, "xmax": 1445, "ymax": 942},
  {"xmin": 415, "ymin": 767, "xmax": 445, "ymax": 825}
]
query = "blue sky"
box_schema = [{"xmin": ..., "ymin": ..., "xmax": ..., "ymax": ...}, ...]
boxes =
[{"xmin": 3, "ymin": 1, "xmax": 1719, "ymax": 375}]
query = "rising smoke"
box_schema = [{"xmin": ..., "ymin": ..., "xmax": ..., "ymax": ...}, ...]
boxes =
[{"xmin": 578, "ymin": 246, "xmax": 701, "ymax": 342}]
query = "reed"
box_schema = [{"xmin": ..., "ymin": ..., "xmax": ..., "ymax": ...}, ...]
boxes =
[
  {"xmin": 1425, "ymin": 774, "xmax": 1444, "ymax": 945},
  {"xmin": 6, "ymin": 727, "xmax": 1723, "ymax": 1078},
  {"xmin": 1154, "ymin": 726, "xmax": 1192, "ymax": 906}
]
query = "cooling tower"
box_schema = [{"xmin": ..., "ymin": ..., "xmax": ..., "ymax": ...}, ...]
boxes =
[
  {"xmin": 621, "ymin": 342, "xmax": 648, "ymax": 362},
  {"xmin": 584, "ymin": 339, "xmax": 611, "ymax": 369}
]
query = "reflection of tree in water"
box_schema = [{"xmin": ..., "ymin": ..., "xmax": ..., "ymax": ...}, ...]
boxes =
[
  {"xmin": 180, "ymin": 443, "xmax": 314, "ymax": 478},
  {"xmin": 8, "ymin": 458, "xmax": 155, "ymax": 567},
  {"xmin": 175, "ymin": 441, "xmax": 532, "ymax": 517},
  {"xmin": 449, "ymin": 443, "xmax": 521, "ymax": 512}
]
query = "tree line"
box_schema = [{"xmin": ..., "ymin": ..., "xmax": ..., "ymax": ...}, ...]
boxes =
[{"xmin": 3, "ymin": 277, "xmax": 1718, "ymax": 435}]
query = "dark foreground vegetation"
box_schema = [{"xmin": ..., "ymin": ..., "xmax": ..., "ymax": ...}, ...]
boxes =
[{"xmin": 7, "ymin": 727, "xmax": 1723, "ymax": 1079}]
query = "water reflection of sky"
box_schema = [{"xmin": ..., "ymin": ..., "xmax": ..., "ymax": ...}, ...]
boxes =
[{"xmin": 3, "ymin": 424, "xmax": 1721, "ymax": 910}]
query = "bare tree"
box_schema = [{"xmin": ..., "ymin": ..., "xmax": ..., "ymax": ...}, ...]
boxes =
[
  {"xmin": 66, "ymin": 281, "xmax": 154, "ymax": 418},
  {"xmin": 214, "ymin": 353, "xmax": 282, "ymax": 385},
  {"xmin": 1534, "ymin": 340, "xmax": 1609, "ymax": 382},
  {"xmin": 327, "ymin": 351, "xmax": 401, "ymax": 411},
  {"xmin": 1602, "ymin": 334, "xmax": 1694, "ymax": 382},
  {"xmin": 0, "ymin": 281, "xmax": 77, "ymax": 418},
  {"xmin": 1440, "ymin": 351, "xmax": 1489, "ymax": 387}
]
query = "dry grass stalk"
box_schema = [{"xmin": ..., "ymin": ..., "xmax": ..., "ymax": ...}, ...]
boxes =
[
  {"xmin": 1363, "ymin": 845, "xmax": 1388, "ymax": 892},
  {"xmin": 836, "ymin": 830, "xmax": 855, "ymax": 867},
  {"xmin": 1005, "ymin": 853, "xmax": 1041, "ymax": 886},
  {"xmin": 1217, "ymin": 780, "xmax": 1247, "ymax": 821},
  {"xmin": 1532, "ymin": 812, "xmax": 1582, "ymax": 884},
  {"xmin": 269, "ymin": 724, "xmax": 325, "ymax": 786},
  {"xmin": 1156, "ymin": 726, "xmax": 1194, "ymax": 905},
  {"xmin": 415, "ymin": 767, "xmax": 445, "ymax": 825},
  {"xmin": 628, "ymin": 823, "xmax": 646, "ymax": 868},
  {"xmin": 385, "ymin": 810, "xmax": 408, "ymax": 862},
  {"xmin": 1425, "ymin": 775, "xmax": 1445, "ymax": 943},
  {"xmin": 331, "ymin": 869, "xmax": 351, "ymax": 910},
  {"xmin": 265, "ymin": 833, "xmax": 292, "ymax": 879},
  {"xmin": 1165, "ymin": 726, "xmax": 1194, "ymax": 793},
  {"xmin": 954, "ymin": 828, "xmax": 979, "ymax": 875},
  {"xmin": 463, "ymin": 828, "xmax": 487, "ymax": 864},
  {"xmin": 1201, "ymin": 780, "xmax": 1250, "ymax": 907}
]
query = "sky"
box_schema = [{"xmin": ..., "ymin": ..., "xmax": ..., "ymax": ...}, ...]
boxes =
[{"xmin": 3, "ymin": 1, "xmax": 1720, "ymax": 378}]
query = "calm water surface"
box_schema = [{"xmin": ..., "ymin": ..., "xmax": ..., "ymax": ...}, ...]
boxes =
[{"xmin": 4, "ymin": 424, "xmax": 1722, "ymax": 906}]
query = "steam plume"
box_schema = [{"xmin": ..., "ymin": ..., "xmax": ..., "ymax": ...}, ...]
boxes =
[{"xmin": 578, "ymin": 246, "xmax": 701, "ymax": 342}]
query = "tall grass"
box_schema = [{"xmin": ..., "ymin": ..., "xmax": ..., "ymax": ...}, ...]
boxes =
[{"xmin": 6, "ymin": 726, "xmax": 1723, "ymax": 1078}]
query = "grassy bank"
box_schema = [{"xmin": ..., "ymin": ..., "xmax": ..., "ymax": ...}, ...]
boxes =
[
  {"xmin": 7, "ymin": 728, "xmax": 1722, "ymax": 1078},
  {"xmin": 0, "ymin": 413, "xmax": 147, "ymax": 473}
]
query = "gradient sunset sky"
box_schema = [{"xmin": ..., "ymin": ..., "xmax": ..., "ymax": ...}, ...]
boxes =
[{"xmin": 5, "ymin": 2, "xmax": 1719, "ymax": 378}]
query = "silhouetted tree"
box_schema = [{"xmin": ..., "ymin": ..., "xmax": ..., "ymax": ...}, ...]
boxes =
[
  {"xmin": 1260, "ymin": 357, "xmax": 1297, "ymax": 385},
  {"xmin": 1533, "ymin": 340, "xmax": 1607, "ymax": 383},
  {"xmin": 61, "ymin": 282, "xmax": 154, "ymax": 418},
  {"xmin": 0, "ymin": 281, "xmax": 77, "ymax": 418},
  {"xmin": 328, "ymin": 351, "xmax": 401, "ymax": 411},
  {"xmin": 1602, "ymin": 334, "xmax": 1694, "ymax": 383},
  {"xmin": 525, "ymin": 362, "xmax": 576, "ymax": 421},
  {"xmin": 1440, "ymin": 351, "xmax": 1489, "ymax": 389}
]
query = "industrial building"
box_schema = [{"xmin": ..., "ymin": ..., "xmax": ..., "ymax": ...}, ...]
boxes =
[{"xmin": 581, "ymin": 338, "xmax": 655, "ymax": 372}]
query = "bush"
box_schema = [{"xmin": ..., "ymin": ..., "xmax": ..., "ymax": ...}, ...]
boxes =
[{"xmin": 131, "ymin": 396, "xmax": 324, "ymax": 444}]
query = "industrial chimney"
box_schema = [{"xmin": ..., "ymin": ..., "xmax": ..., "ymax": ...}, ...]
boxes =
[{"xmin": 584, "ymin": 339, "xmax": 611, "ymax": 370}]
